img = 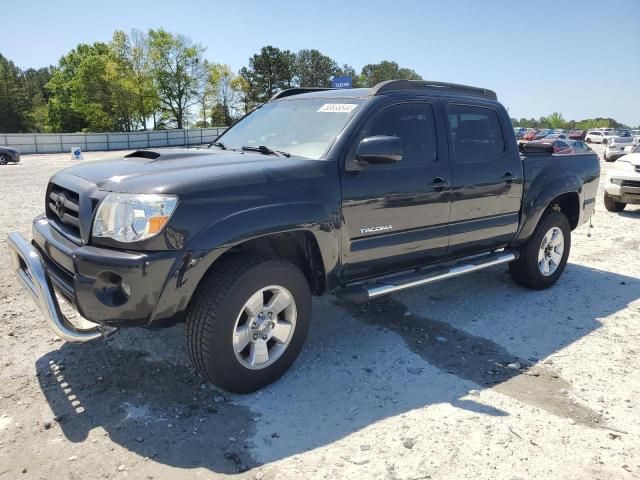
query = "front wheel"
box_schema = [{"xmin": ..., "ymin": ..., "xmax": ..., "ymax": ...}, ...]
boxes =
[
  {"xmin": 604, "ymin": 192, "xmax": 626, "ymax": 212},
  {"xmin": 509, "ymin": 211, "xmax": 571, "ymax": 290},
  {"xmin": 186, "ymin": 254, "xmax": 311, "ymax": 393},
  {"xmin": 0, "ymin": 155, "xmax": 8, "ymax": 165}
]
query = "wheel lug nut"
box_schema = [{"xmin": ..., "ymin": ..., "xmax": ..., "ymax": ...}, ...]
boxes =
[
  {"xmin": 258, "ymin": 312, "xmax": 264, "ymax": 318},
  {"xmin": 253, "ymin": 334, "xmax": 259, "ymax": 340},
  {"xmin": 268, "ymin": 312, "xmax": 273, "ymax": 318},
  {"xmin": 261, "ymin": 335, "xmax": 267, "ymax": 340},
  {"xmin": 251, "ymin": 322, "xmax": 257, "ymax": 329}
]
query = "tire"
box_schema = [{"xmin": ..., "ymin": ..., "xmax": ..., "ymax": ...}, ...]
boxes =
[
  {"xmin": 586, "ymin": 138, "xmax": 591, "ymax": 143},
  {"xmin": 603, "ymin": 139, "xmax": 608, "ymax": 145},
  {"xmin": 186, "ymin": 254, "xmax": 312, "ymax": 393},
  {"xmin": 0, "ymin": 155, "xmax": 7, "ymax": 165},
  {"xmin": 509, "ymin": 211, "xmax": 571, "ymax": 290},
  {"xmin": 604, "ymin": 192, "xmax": 626, "ymax": 212}
]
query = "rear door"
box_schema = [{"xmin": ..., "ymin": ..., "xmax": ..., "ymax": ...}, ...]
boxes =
[
  {"xmin": 340, "ymin": 100, "xmax": 452, "ymax": 280},
  {"xmin": 445, "ymin": 102, "xmax": 524, "ymax": 257}
]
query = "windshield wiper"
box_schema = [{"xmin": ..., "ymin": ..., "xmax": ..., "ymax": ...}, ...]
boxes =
[
  {"xmin": 209, "ymin": 141, "xmax": 227, "ymax": 150},
  {"xmin": 241, "ymin": 145, "xmax": 290, "ymax": 157}
]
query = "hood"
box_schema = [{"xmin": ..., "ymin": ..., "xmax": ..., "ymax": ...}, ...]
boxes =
[
  {"xmin": 620, "ymin": 153, "xmax": 640, "ymax": 166},
  {"xmin": 57, "ymin": 148, "xmax": 320, "ymax": 194}
]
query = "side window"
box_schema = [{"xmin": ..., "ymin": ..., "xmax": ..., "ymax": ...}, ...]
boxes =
[
  {"xmin": 447, "ymin": 104, "xmax": 505, "ymax": 163},
  {"xmin": 359, "ymin": 103, "xmax": 438, "ymax": 166}
]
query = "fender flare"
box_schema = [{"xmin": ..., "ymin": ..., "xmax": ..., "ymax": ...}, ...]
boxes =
[
  {"xmin": 514, "ymin": 175, "xmax": 583, "ymax": 244},
  {"xmin": 148, "ymin": 202, "xmax": 340, "ymax": 325}
]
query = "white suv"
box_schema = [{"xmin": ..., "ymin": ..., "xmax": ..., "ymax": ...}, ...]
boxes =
[
  {"xmin": 585, "ymin": 130, "xmax": 606, "ymax": 143},
  {"xmin": 604, "ymin": 136, "xmax": 635, "ymax": 161},
  {"xmin": 603, "ymin": 144, "xmax": 640, "ymax": 211}
]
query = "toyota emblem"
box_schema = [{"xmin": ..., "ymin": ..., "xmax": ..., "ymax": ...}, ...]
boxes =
[{"xmin": 55, "ymin": 193, "xmax": 66, "ymax": 216}]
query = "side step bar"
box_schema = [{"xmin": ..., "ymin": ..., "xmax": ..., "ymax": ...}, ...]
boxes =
[{"xmin": 336, "ymin": 250, "xmax": 517, "ymax": 303}]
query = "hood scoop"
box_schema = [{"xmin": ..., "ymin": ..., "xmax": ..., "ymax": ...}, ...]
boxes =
[{"xmin": 124, "ymin": 150, "xmax": 162, "ymax": 160}]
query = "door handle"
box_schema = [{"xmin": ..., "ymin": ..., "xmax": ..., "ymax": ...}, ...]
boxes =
[
  {"xmin": 431, "ymin": 177, "xmax": 450, "ymax": 190},
  {"xmin": 502, "ymin": 172, "xmax": 517, "ymax": 183}
]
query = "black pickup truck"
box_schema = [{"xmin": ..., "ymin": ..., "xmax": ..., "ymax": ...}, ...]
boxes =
[{"xmin": 8, "ymin": 80, "xmax": 600, "ymax": 393}]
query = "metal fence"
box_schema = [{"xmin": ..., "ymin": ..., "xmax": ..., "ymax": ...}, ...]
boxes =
[{"xmin": 1, "ymin": 128, "xmax": 227, "ymax": 155}]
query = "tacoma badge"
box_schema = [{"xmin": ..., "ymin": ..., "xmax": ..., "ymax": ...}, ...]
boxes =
[{"xmin": 360, "ymin": 225, "xmax": 393, "ymax": 234}]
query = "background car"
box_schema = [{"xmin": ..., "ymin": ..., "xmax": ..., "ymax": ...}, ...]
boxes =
[
  {"xmin": 604, "ymin": 136, "xmax": 635, "ymax": 161},
  {"xmin": 527, "ymin": 139, "xmax": 573, "ymax": 154},
  {"xmin": 543, "ymin": 133, "xmax": 568, "ymax": 140},
  {"xmin": 568, "ymin": 130, "xmax": 587, "ymax": 140},
  {"xmin": 567, "ymin": 140, "xmax": 593, "ymax": 153},
  {"xmin": 534, "ymin": 129, "xmax": 553, "ymax": 140},
  {"xmin": 522, "ymin": 129, "xmax": 539, "ymax": 141},
  {"xmin": 0, "ymin": 146, "xmax": 21, "ymax": 165},
  {"xmin": 514, "ymin": 127, "xmax": 527, "ymax": 139},
  {"xmin": 603, "ymin": 143, "xmax": 640, "ymax": 212},
  {"xmin": 585, "ymin": 130, "xmax": 606, "ymax": 143}
]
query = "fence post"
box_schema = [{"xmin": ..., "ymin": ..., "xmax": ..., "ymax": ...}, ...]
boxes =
[
  {"xmin": 34, "ymin": 134, "xmax": 39, "ymax": 154},
  {"xmin": 166, "ymin": 130, "xmax": 169, "ymax": 147},
  {"xmin": 200, "ymin": 129, "xmax": 203, "ymax": 145},
  {"xmin": 59, "ymin": 134, "xmax": 63, "ymax": 153},
  {"xmin": 107, "ymin": 134, "xmax": 111, "ymax": 151},
  {"xmin": 147, "ymin": 131, "xmax": 150, "ymax": 148}
]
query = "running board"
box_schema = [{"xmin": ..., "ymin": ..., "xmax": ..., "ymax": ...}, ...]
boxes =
[{"xmin": 336, "ymin": 250, "xmax": 517, "ymax": 303}]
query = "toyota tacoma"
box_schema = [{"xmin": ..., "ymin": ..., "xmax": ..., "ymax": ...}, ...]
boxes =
[{"xmin": 7, "ymin": 80, "xmax": 600, "ymax": 393}]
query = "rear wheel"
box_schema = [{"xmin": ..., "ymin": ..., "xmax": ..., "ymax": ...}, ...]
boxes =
[
  {"xmin": 604, "ymin": 192, "xmax": 626, "ymax": 212},
  {"xmin": 586, "ymin": 138, "xmax": 591, "ymax": 143},
  {"xmin": 509, "ymin": 211, "xmax": 571, "ymax": 290},
  {"xmin": 186, "ymin": 254, "xmax": 311, "ymax": 393},
  {"xmin": 0, "ymin": 155, "xmax": 8, "ymax": 165}
]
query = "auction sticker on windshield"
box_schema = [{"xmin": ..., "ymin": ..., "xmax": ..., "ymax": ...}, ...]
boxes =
[{"xmin": 317, "ymin": 103, "xmax": 358, "ymax": 113}]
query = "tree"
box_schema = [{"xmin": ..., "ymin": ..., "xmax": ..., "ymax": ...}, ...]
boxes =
[
  {"xmin": 46, "ymin": 42, "xmax": 122, "ymax": 132},
  {"xmin": 235, "ymin": 68, "xmax": 258, "ymax": 114},
  {"xmin": 22, "ymin": 66, "xmax": 53, "ymax": 132},
  {"xmin": 210, "ymin": 63, "xmax": 240, "ymax": 125},
  {"xmin": 546, "ymin": 112, "xmax": 565, "ymax": 129},
  {"xmin": 360, "ymin": 61, "xmax": 422, "ymax": 87},
  {"xmin": 147, "ymin": 28, "xmax": 205, "ymax": 129},
  {"xmin": 244, "ymin": 46, "xmax": 297, "ymax": 102},
  {"xmin": 110, "ymin": 29, "xmax": 159, "ymax": 130},
  {"xmin": 294, "ymin": 49, "xmax": 338, "ymax": 87},
  {"xmin": 0, "ymin": 54, "xmax": 30, "ymax": 132}
]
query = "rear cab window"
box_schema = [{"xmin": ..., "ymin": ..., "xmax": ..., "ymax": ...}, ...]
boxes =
[{"xmin": 447, "ymin": 104, "xmax": 505, "ymax": 163}]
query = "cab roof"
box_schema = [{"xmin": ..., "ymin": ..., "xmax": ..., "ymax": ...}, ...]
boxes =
[{"xmin": 271, "ymin": 80, "xmax": 498, "ymax": 102}]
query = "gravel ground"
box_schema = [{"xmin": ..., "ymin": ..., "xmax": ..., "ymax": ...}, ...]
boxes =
[{"xmin": 0, "ymin": 146, "xmax": 639, "ymax": 480}]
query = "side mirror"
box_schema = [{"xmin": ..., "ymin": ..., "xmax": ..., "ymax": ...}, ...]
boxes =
[{"xmin": 354, "ymin": 135, "xmax": 403, "ymax": 167}]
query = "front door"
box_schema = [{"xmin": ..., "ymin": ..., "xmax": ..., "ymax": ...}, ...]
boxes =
[
  {"xmin": 445, "ymin": 102, "xmax": 524, "ymax": 257},
  {"xmin": 340, "ymin": 100, "xmax": 452, "ymax": 280}
]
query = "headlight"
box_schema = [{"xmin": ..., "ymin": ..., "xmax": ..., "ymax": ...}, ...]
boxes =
[{"xmin": 92, "ymin": 193, "xmax": 178, "ymax": 242}]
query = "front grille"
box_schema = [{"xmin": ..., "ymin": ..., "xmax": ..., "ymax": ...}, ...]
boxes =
[
  {"xmin": 622, "ymin": 180, "xmax": 640, "ymax": 188},
  {"xmin": 46, "ymin": 183, "xmax": 81, "ymax": 240}
]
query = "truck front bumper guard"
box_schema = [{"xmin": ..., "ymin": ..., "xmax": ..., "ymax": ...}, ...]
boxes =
[{"xmin": 6, "ymin": 232, "xmax": 116, "ymax": 343}]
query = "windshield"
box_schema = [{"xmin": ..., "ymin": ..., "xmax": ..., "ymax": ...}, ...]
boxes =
[{"xmin": 216, "ymin": 98, "xmax": 364, "ymax": 159}]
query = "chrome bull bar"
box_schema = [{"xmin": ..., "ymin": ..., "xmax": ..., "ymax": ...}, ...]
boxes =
[{"xmin": 6, "ymin": 232, "xmax": 116, "ymax": 343}]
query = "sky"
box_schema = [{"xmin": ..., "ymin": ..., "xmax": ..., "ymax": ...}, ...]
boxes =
[{"xmin": 4, "ymin": 0, "xmax": 640, "ymax": 126}]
